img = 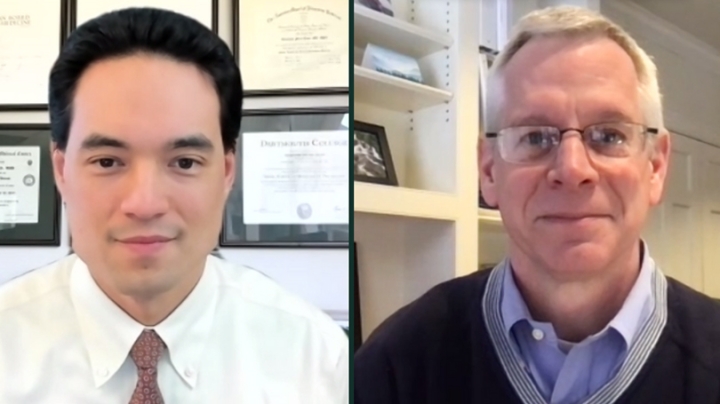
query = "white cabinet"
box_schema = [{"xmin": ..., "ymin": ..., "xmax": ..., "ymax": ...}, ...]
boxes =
[
  {"xmin": 643, "ymin": 132, "xmax": 720, "ymax": 297},
  {"xmin": 700, "ymin": 146, "xmax": 720, "ymax": 297}
]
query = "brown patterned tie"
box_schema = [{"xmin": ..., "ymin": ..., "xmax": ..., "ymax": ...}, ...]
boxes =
[{"xmin": 129, "ymin": 329, "xmax": 166, "ymax": 404}]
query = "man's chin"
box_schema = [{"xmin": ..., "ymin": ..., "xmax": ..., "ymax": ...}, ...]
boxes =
[
  {"xmin": 538, "ymin": 241, "xmax": 613, "ymax": 279},
  {"xmin": 114, "ymin": 271, "xmax": 174, "ymax": 297}
]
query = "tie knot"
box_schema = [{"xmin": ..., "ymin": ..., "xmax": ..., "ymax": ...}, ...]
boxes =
[{"xmin": 130, "ymin": 329, "xmax": 166, "ymax": 370}]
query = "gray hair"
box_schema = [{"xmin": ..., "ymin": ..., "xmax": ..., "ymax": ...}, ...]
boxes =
[{"xmin": 484, "ymin": 6, "xmax": 664, "ymax": 134}]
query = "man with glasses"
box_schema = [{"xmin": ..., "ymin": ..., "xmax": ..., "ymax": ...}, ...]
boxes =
[{"xmin": 355, "ymin": 6, "xmax": 720, "ymax": 404}]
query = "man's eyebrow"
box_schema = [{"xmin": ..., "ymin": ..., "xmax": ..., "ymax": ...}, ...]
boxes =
[
  {"xmin": 79, "ymin": 133, "xmax": 216, "ymax": 152},
  {"xmin": 166, "ymin": 134, "xmax": 215, "ymax": 152},
  {"xmin": 592, "ymin": 110, "xmax": 636, "ymax": 123},
  {"xmin": 507, "ymin": 113, "xmax": 556, "ymax": 127},
  {"xmin": 80, "ymin": 134, "xmax": 129, "ymax": 150},
  {"xmin": 505, "ymin": 110, "xmax": 637, "ymax": 127}
]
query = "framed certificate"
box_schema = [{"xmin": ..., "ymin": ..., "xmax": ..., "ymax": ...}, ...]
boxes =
[
  {"xmin": 220, "ymin": 107, "xmax": 349, "ymax": 248},
  {"xmin": 71, "ymin": 0, "xmax": 218, "ymax": 33},
  {"xmin": 0, "ymin": 125, "xmax": 61, "ymax": 246},
  {"xmin": 233, "ymin": 0, "xmax": 349, "ymax": 96},
  {"xmin": 0, "ymin": 0, "xmax": 68, "ymax": 111}
]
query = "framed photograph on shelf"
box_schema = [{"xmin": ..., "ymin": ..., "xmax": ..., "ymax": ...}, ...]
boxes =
[
  {"xmin": 71, "ymin": 0, "xmax": 218, "ymax": 33},
  {"xmin": 0, "ymin": 0, "xmax": 68, "ymax": 111},
  {"xmin": 361, "ymin": 43, "xmax": 423, "ymax": 84},
  {"xmin": 220, "ymin": 108, "xmax": 349, "ymax": 248},
  {"xmin": 233, "ymin": 0, "xmax": 349, "ymax": 96},
  {"xmin": 0, "ymin": 125, "xmax": 61, "ymax": 246},
  {"xmin": 354, "ymin": 120, "xmax": 397, "ymax": 186}
]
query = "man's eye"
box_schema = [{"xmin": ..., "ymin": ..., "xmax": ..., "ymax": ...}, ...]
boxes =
[
  {"xmin": 592, "ymin": 128, "xmax": 627, "ymax": 145},
  {"xmin": 95, "ymin": 158, "xmax": 118, "ymax": 168},
  {"xmin": 174, "ymin": 158, "xmax": 200, "ymax": 170},
  {"xmin": 522, "ymin": 131, "xmax": 553, "ymax": 147}
]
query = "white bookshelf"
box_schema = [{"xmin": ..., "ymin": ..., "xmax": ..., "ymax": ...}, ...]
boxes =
[
  {"xmin": 354, "ymin": 1, "xmax": 483, "ymax": 342},
  {"xmin": 355, "ymin": 182, "xmax": 459, "ymax": 221},
  {"xmin": 354, "ymin": 5, "xmax": 454, "ymax": 58},
  {"xmin": 354, "ymin": 66, "xmax": 453, "ymax": 112}
]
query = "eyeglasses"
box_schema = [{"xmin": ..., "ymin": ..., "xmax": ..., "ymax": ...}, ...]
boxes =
[{"xmin": 485, "ymin": 122, "xmax": 658, "ymax": 165}]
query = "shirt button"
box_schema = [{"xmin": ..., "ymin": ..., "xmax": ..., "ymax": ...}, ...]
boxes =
[
  {"xmin": 532, "ymin": 329, "xmax": 544, "ymax": 341},
  {"xmin": 96, "ymin": 368, "xmax": 108, "ymax": 377},
  {"xmin": 184, "ymin": 368, "xmax": 195, "ymax": 378}
]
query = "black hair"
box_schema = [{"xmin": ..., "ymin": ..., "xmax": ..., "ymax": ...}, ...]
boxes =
[{"xmin": 49, "ymin": 7, "xmax": 243, "ymax": 152}]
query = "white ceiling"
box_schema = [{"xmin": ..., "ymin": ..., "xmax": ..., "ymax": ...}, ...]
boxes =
[{"xmin": 625, "ymin": 0, "xmax": 720, "ymax": 53}]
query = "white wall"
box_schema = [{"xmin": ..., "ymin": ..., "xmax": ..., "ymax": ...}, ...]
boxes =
[
  {"xmin": 491, "ymin": 0, "xmax": 720, "ymax": 145},
  {"xmin": 602, "ymin": 0, "xmax": 720, "ymax": 147},
  {"xmin": 0, "ymin": 0, "xmax": 348, "ymax": 317}
]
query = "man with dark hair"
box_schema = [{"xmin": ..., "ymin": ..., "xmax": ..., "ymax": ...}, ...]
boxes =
[{"xmin": 0, "ymin": 8, "xmax": 347, "ymax": 403}]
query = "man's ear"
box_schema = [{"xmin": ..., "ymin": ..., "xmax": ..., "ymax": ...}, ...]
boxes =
[
  {"xmin": 50, "ymin": 141, "xmax": 67, "ymax": 200},
  {"xmin": 223, "ymin": 150, "xmax": 236, "ymax": 200},
  {"xmin": 478, "ymin": 136, "xmax": 499, "ymax": 208},
  {"xmin": 648, "ymin": 130, "xmax": 671, "ymax": 206}
]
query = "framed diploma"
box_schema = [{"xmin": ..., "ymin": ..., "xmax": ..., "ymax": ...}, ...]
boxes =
[
  {"xmin": 71, "ymin": 0, "xmax": 218, "ymax": 33},
  {"xmin": 220, "ymin": 107, "xmax": 349, "ymax": 248},
  {"xmin": 0, "ymin": 0, "xmax": 68, "ymax": 111},
  {"xmin": 233, "ymin": 0, "xmax": 349, "ymax": 96},
  {"xmin": 0, "ymin": 125, "xmax": 61, "ymax": 246}
]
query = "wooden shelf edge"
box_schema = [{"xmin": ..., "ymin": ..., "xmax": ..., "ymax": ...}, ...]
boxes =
[
  {"xmin": 353, "ymin": 6, "xmax": 454, "ymax": 52},
  {"xmin": 353, "ymin": 66, "xmax": 453, "ymax": 111},
  {"xmin": 354, "ymin": 182, "xmax": 460, "ymax": 221},
  {"xmin": 354, "ymin": 66, "xmax": 453, "ymax": 100}
]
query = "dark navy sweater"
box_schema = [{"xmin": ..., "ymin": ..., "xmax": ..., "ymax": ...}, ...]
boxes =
[{"xmin": 354, "ymin": 268, "xmax": 720, "ymax": 404}]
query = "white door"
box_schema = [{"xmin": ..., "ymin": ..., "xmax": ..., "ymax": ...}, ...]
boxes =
[
  {"xmin": 700, "ymin": 141, "xmax": 720, "ymax": 297},
  {"xmin": 643, "ymin": 132, "xmax": 704, "ymax": 291}
]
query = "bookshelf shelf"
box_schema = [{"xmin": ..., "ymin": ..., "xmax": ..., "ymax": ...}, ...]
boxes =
[
  {"xmin": 354, "ymin": 5, "xmax": 454, "ymax": 58},
  {"xmin": 354, "ymin": 66, "xmax": 453, "ymax": 112}
]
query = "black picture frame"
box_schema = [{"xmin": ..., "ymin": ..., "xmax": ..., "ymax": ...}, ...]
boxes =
[
  {"xmin": 69, "ymin": 0, "xmax": 220, "ymax": 34},
  {"xmin": 231, "ymin": 0, "xmax": 348, "ymax": 97},
  {"xmin": 354, "ymin": 242, "xmax": 363, "ymax": 352},
  {"xmin": 0, "ymin": 0, "xmax": 69, "ymax": 111},
  {"xmin": 219, "ymin": 107, "xmax": 349, "ymax": 248},
  {"xmin": 353, "ymin": 120, "xmax": 398, "ymax": 186},
  {"xmin": 0, "ymin": 124, "xmax": 61, "ymax": 246}
]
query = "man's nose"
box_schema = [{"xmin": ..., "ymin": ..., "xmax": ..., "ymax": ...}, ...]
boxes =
[
  {"xmin": 119, "ymin": 165, "xmax": 170, "ymax": 221},
  {"xmin": 546, "ymin": 132, "xmax": 600, "ymax": 188}
]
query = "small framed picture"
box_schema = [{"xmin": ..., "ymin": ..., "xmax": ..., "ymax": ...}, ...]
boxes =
[
  {"xmin": 362, "ymin": 43, "xmax": 423, "ymax": 84},
  {"xmin": 354, "ymin": 120, "xmax": 398, "ymax": 186},
  {"xmin": 220, "ymin": 108, "xmax": 349, "ymax": 248},
  {"xmin": 0, "ymin": 124, "xmax": 61, "ymax": 246}
]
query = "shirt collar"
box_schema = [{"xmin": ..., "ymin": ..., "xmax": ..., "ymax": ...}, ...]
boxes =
[
  {"xmin": 70, "ymin": 255, "xmax": 219, "ymax": 389},
  {"xmin": 500, "ymin": 240, "xmax": 656, "ymax": 347}
]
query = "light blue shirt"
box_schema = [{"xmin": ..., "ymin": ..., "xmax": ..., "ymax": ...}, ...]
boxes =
[{"xmin": 500, "ymin": 248, "xmax": 655, "ymax": 404}]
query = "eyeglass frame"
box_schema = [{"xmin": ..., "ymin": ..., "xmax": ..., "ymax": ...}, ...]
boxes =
[{"xmin": 484, "ymin": 122, "xmax": 659, "ymax": 165}]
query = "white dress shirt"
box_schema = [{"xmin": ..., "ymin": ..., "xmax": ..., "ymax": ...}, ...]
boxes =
[{"xmin": 0, "ymin": 254, "xmax": 348, "ymax": 403}]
